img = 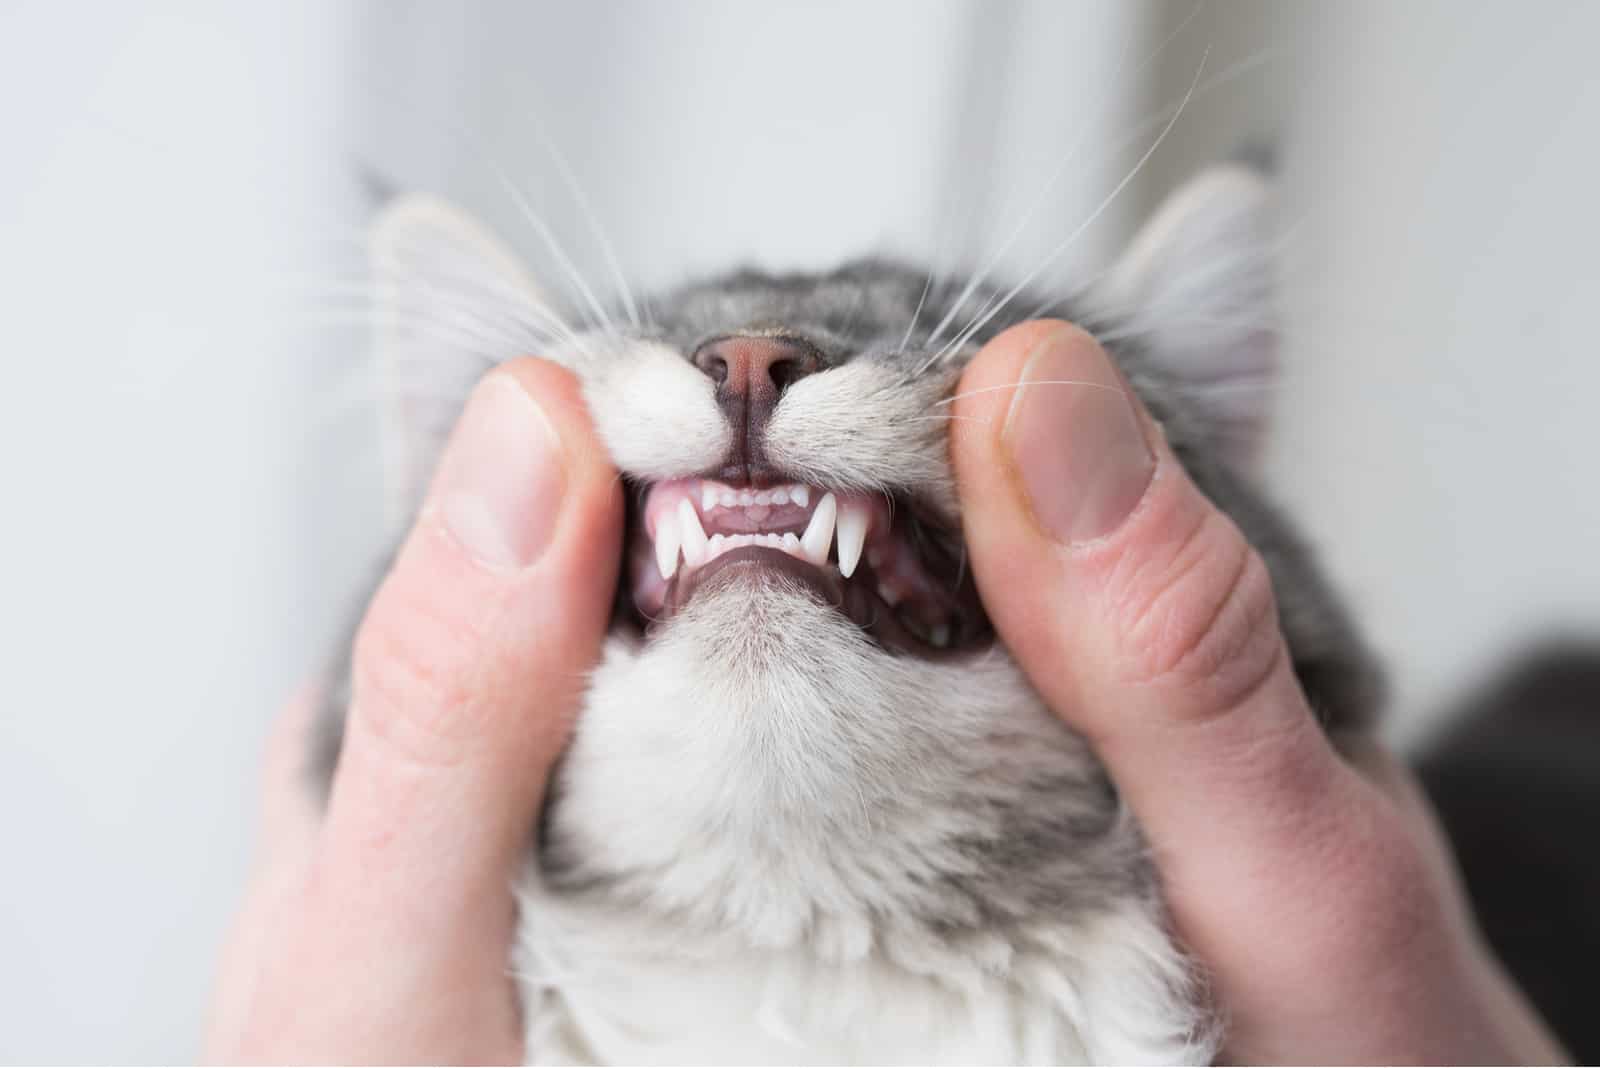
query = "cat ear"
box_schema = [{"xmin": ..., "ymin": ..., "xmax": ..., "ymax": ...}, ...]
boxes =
[
  {"xmin": 1094, "ymin": 164, "xmax": 1277, "ymax": 471},
  {"xmin": 369, "ymin": 193, "xmax": 552, "ymax": 528}
]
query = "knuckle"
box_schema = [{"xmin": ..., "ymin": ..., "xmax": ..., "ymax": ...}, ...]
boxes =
[{"xmin": 1111, "ymin": 507, "xmax": 1285, "ymax": 711}]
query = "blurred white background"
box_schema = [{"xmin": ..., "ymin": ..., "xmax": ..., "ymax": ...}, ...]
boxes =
[{"xmin": 2, "ymin": 2, "xmax": 1596, "ymax": 1060}]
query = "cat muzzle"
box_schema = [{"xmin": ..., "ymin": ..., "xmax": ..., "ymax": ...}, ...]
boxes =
[{"xmin": 626, "ymin": 477, "xmax": 988, "ymax": 656}]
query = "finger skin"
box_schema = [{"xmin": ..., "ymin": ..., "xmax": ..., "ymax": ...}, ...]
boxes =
[
  {"xmin": 949, "ymin": 321, "xmax": 1366, "ymax": 897},
  {"xmin": 950, "ymin": 321, "xmax": 1564, "ymax": 1062},
  {"xmin": 222, "ymin": 358, "xmax": 621, "ymax": 1063}
]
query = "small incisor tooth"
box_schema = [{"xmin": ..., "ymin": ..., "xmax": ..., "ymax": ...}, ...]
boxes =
[
  {"xmin": 654, "ymin": 510, "xmax": 682, "ymax": 580},
  {"xmin": 701, "ymin": 483, "xmax": 719, "ymax": 513},
  {"xmin": 835, "ymin": 501, "xmax": 868, "ymax": 579},
  {"xmin": 677, "ymin": 498, "xmax": 708, "ymax": 566},
  {"xmin": 790, "ymin": 485, "xmax": 810, "ymax": 508},
  {"xmin": 801, "ymin": 492, "xmax": 837, "ymax": 566}
]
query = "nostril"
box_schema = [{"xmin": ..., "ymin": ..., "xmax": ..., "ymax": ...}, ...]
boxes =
[
  {"xmin": 768, "ymin": 352, "xmax": 821, "ymax": 393},
  {"xmin": 691, "ymin": 335, "xmax": 823, "ymax": 403},
  {"xmin": 692, "ymin": 350, "xmax": 730, "ymax": 385}
]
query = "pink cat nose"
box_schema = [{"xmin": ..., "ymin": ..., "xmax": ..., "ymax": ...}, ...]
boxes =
[{"xmin": 692, "ymin": 335, "xmax": 822, "ymax": 411}]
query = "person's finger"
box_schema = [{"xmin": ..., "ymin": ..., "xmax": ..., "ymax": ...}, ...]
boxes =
[
  {"xmin": 949, "ymin": 321, "xmax": 1407, "ymax": 964},
  {"xmin": 294, "ymin": 358, "xmax": 620, "ymax": 1057}
]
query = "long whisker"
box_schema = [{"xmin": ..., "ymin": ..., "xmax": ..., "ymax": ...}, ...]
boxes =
[
  {"xmin": 920, "ymin": 2, "xmax": 1203, "ymax": 358},
  {"xmin": 929, "ymin": 46, "xmax": 1212, "ymax": 369},
  {"xmin": 935, "ymin": 378, "xmax": 1130, "ymax": 407},
  {"xmin": 295, "ymin": 273, "xmax": 580, "ymax": 355},
  {"xmin": 292, "ymin": 313, "xmax": 511, "ymax": 369},
  {"xmin": 486, "ymin": 155, "xmax": 616, "ymax": 337},
  {"xmin": 918, "ymin": 43, "xmax": 1275, "ymax": 347},
  {"xmin": 523, "ymin": 114, "xmax": 642, "ymax": 331},
  {"xmin": 898, "ymin": 271, "xmax": 935, "ymax": 355}
]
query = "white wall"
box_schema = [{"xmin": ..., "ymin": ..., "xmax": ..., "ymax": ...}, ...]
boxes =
[
  {"xmin": 2, "ymin": 1, "xmax": 1596, "ymax": 1060},
  {"xmin": 0, "ymin": 3, "xmax": 362, "ymax": 1061}
]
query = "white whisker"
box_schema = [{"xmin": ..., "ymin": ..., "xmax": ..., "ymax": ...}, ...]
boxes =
[
  {"xmin": 936, "ymin": 379, "xmax": 1130, "ymax": 408},
  {"xmin": 929, "ymin": 46, "xmax": 1212, "ymax": 369},
  {"xmin": 920, "ymin": 0, "xmax": 1206, "ymax": 364},
  {"xmin": 490, "ymin": 160, "xmax": 616, "ymax": 337}
]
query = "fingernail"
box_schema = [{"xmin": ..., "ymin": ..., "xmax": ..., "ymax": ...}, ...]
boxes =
[
  {"xmin": 1001, "ymin": 325, "xmax": 1155, "ymax": 544},
  {"xmin": 431, "ymin": 375, "xmax": 564, "ymax": 569}
]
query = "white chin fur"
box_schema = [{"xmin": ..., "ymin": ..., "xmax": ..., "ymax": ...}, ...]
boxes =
[{"xmin": 516, "ymin": 578, "xmax": 1214, "ymax": 1064}]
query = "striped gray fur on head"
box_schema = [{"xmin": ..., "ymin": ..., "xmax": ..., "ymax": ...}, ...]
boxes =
[{"xmin": 316, "ymin": 164, "xmax": 1381, "ymax": 1063}]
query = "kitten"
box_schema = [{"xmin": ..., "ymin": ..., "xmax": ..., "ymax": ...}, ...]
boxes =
[{"xmin": 316, "ymin": 164, "xmax": 1381, "ymax": 1064}]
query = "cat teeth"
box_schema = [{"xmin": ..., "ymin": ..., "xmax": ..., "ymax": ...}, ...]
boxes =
[
  {"xmin": 677, "ymin": 498, "xmax": 708, "ymax": 566},
  {"xmin": 655, "ymin": 509, "xmax": 682, "ymax": 580},
  {"xmin": 801, "ymin": 492, "xmax": 837, "ymax": 567},
  {"xmin": 697, "ymin": 481, "xmax": 815, "ymax": 514},
  {"xmin": 835, "ymin": 501, "xmax": 869, "ymax": 579},
  {"xmin": 697, "ymin": 531, "xmax": 795, "ymax": 564},
  {"xmin": 654, "ymin": 484, "xmax": 872, "ymax": 582}
]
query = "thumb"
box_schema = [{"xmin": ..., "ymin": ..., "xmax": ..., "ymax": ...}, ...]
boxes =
[
  {"xmin": 949, "ymin": 320, "xmax": 1377, "ymax": 937},
  {"xmin": 299, "ymin": 358, "xmax": 621, "ymax": 1057}
]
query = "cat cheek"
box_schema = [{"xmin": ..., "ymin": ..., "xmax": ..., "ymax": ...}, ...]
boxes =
[{"xmin": 583, "ymin": 342, "xmax": 729, "ymax": 479}]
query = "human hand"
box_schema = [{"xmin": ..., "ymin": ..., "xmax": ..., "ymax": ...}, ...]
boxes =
[
  {"xmin": 948, "ymin": 320, "xmax": 1565, "ymax": 1064},
  {"xmin": 206, "ymin": 359, "xmax": 622, "ymax": 1063}
]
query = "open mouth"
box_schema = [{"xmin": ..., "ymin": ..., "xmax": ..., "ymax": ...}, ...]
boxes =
[{"xmin": 624, "ymin": 478, "xmax": 991, "ymax": 656}]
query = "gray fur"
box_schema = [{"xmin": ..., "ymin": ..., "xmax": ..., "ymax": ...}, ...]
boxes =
[{"xmin": 314, "ymin": 168, "xmax": 1382, "ymax": 1063}]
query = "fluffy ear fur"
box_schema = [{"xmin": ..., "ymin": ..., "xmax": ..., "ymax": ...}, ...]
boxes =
[
  {"xmin": 1094, "ymin": 164, "xmax": 1278, "ymax": 471},
  {"xmin": 368, "ymin": 194, "xmax": 552, "ymax": 528}
]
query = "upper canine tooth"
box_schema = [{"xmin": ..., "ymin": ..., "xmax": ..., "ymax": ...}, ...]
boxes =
[
  {"xmin": 835, "ymin": 501, "xmax": 869, "ymax": 579},
  {"xmin": 677, "ymin": 498, "xmax": 708, "ymax": 566},
  {"xmin": 801, "ymin": 492, "xmax": 837, "ymax": 566},
  {"xmin": 654, "ymin": 509, "xmax": 682, "ymax": 580},
  {"xmin": 790, "ymin": 485, "xmax": 810, "ymax": 508}
]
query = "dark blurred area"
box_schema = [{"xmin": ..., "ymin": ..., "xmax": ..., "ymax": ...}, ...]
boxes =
[{"xmin": 1419, "ymin": 640, "xmax": 1600, "ymax": 1062}]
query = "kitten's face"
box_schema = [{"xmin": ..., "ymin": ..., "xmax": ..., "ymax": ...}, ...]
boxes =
[
  {"xmin": 580, "ymin": 263, "xmax": 992, "ymax": 663},
  {"xmin": 371, "ymin": 166, "xmax": 1300, "ymax": 719},
  {"xmin": 354, "ymin": 167, "xmax": 1379, "ymax": 933}
]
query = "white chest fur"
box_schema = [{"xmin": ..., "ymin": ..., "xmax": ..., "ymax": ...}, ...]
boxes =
[{"xmin": 514, "ymin": 890, "xmax": 1211, "ymax": 1064}]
